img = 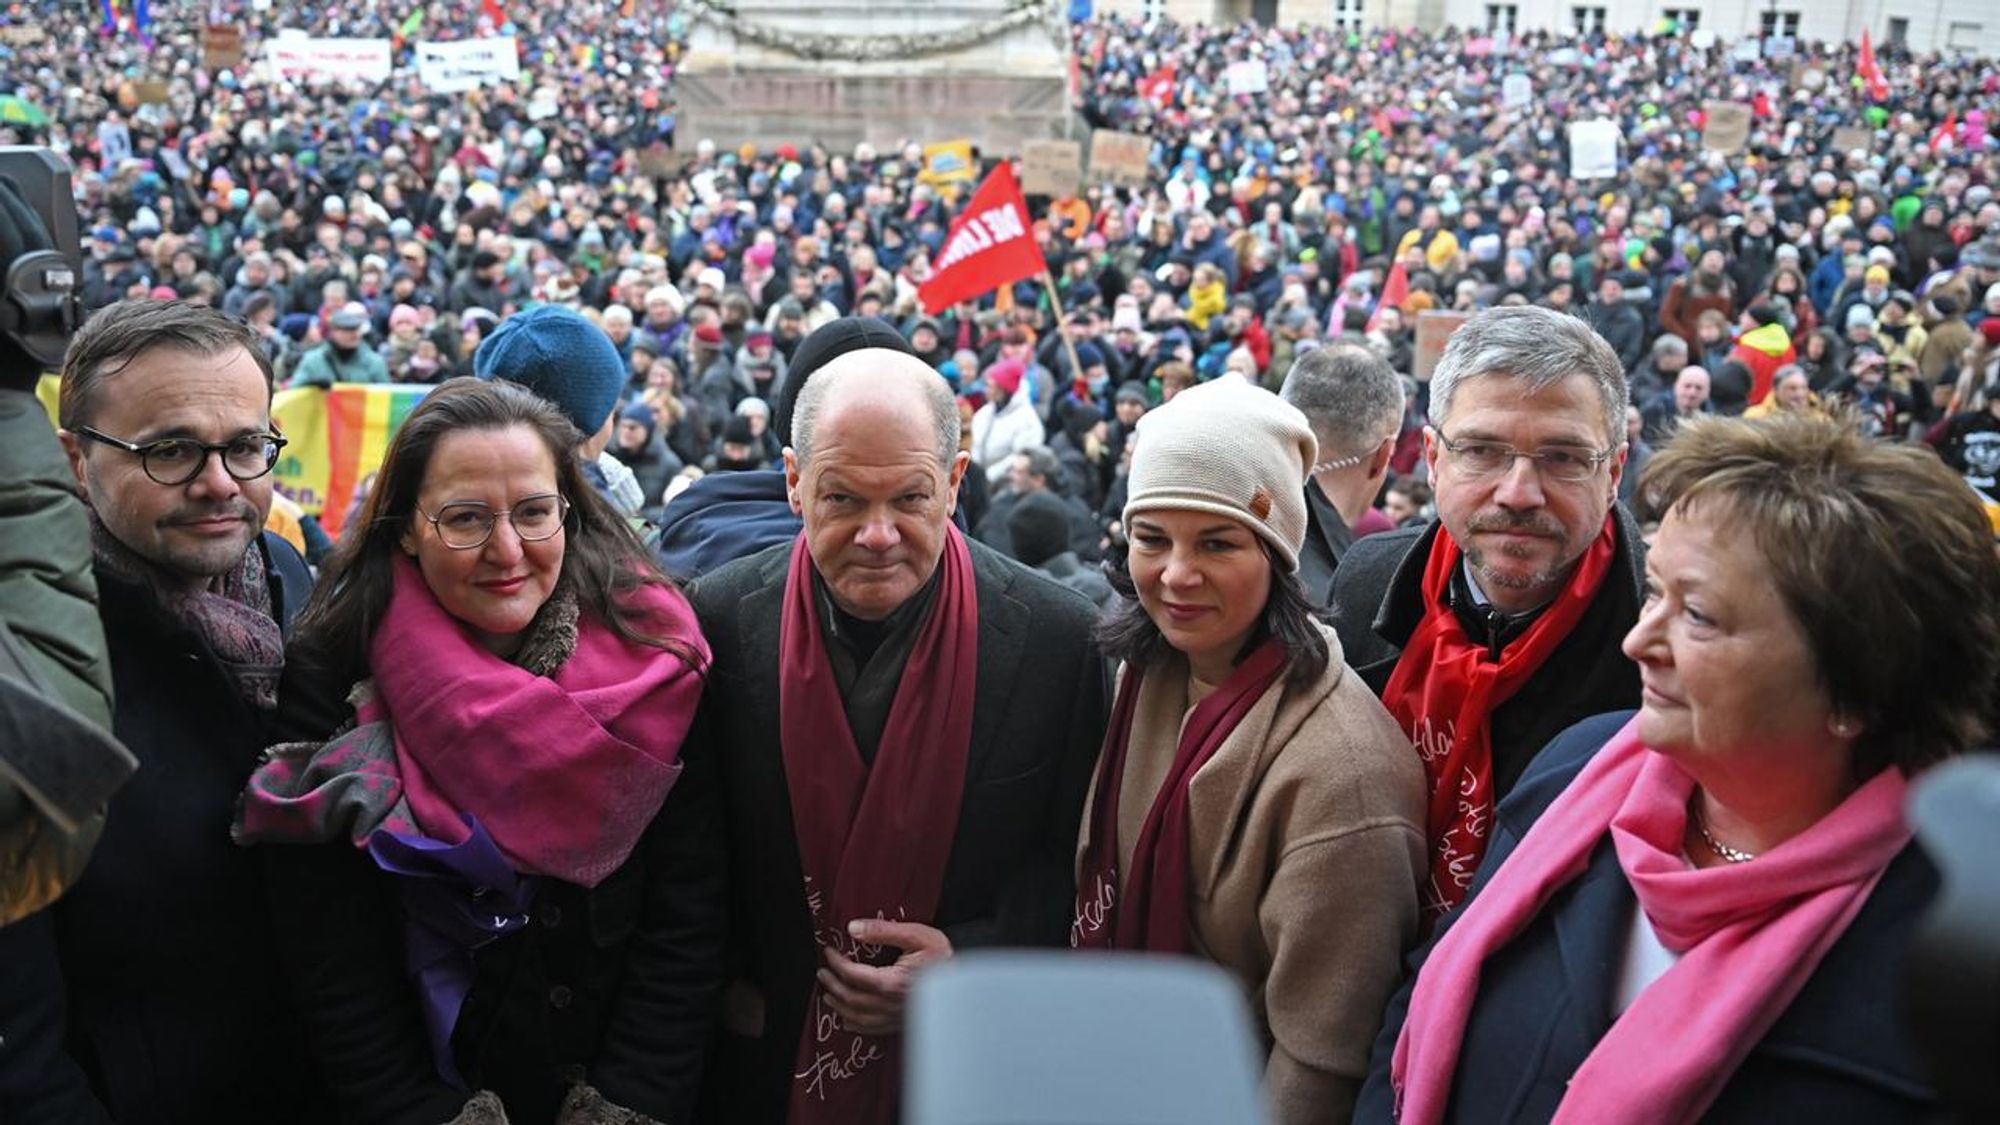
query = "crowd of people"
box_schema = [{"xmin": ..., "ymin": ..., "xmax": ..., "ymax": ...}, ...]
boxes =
[{"xmin": 3, "ymin": 2, "xmax": 2000, "ymax": 1124}]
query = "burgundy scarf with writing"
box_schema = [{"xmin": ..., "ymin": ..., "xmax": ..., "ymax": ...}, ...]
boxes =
[
  {"xmin": 1072, "ymin": 639, "xmax": 1287, "ymax": 953},
  {"xmin": 778, "ymin": 527, "xmax": 978, "ymax": 1125},
  {"xmin": 1379, "ymin": 516, "xmax": 1616, "ymax": 921}
]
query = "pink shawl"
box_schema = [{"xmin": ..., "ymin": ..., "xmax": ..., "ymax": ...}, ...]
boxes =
[
  {"xmin": 368, "ymin": 556, "xmax": 709, "ymax": 887},
  {"xmin": 1390, "ymin": 717, "xmax": 1910, "ymax": 1125}
]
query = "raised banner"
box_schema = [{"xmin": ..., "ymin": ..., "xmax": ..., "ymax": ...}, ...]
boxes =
[
  {"xmin": 415, "ymin": 35, "xmax": 521, "ymax": 93},
  {"xmin": 266, "ymin": 36, "xmax": 393, "ymax": 84},
  {"xmin": 271, "ymin": 383, "xmax": 430, "ymax": 533},
  {"xmin": 918, "ymin": 163, "xmax": 1044, "ymax": 314}
]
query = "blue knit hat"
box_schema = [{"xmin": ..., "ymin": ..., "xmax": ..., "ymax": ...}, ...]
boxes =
[{"xmin": 473, "ymin": 305, "xmax": 626, "ymax": 438}]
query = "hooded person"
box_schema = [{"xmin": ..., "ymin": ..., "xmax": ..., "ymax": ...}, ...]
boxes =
[
  {"xmin": 473, "ymin": 305, "xmax": 643, "ymax": 516},
  {"xmin": 609, "ymin": 401, "xmax": 685, "ymax": 520},
  {"xmin": 657, "ymin": 317, "xmax": 936, "ymax": 579}
]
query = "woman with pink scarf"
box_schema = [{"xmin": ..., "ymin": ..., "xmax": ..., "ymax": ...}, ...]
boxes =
[
  {"xmin": 1355, "ymin": 414, "xmax": 2000, "ymax": 1125},
  {"xmin": 237, "ymin": 379, "xmax": 717, "ymax": 1125}
]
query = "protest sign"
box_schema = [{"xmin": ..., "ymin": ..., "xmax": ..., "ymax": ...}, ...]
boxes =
[
  {"xmin": 1832, "ymin": 125, "xmax": 1873, "ymax": 154},
  {"xmin": 1501, "ymin": 73, "xmax": 1532, "ymax": 109},
  {"xmin": 918, "ymin": 140, "xmax": 976, "ymax": 189},
  {"xmin": 0, "ymin": 24, "xmax": 45, "ymax": 46},
  {"xmin": 1088, "ymin": 129, "xmax": 1150, "ymax": 186},
  {"xmin": 129, "ymin": 80, "xmax": 172, "ymax": 106},
  {"xmin": 1701, "ymin": 100, "xmax": 1752, "ymax": 153},
  {"xmin": 1020, "ymin": 139, "xmax": 1082, "ymax": 197},
  {"xmin": 97, "ymin": 121, "xmax": 132, "ymax": 167},
  {"xmin": 271, "ymin": 384, "xmax": 431, "ymax": 530},
  {"xmin": 635, "ymin": 143, "xmax": 689, "ymax": 180},
  {"xmin": 1224, "ymin": 60, "xmax": 1268, "ymax": 95},
  {"xmin": 415, "ymin": 35, "xmax": 521, "ymax": 94},
  {"xmin": 1567, "ymin": 119, "xmax": 1618, "ymax": 179},
  {"xmin": 266, "ymin": 37, "xmax": 393, "ymax": 84},
  {"xmin": 202, "ymin": 24, "xmax": 243, "ymax": 68},
  {"xmin": 1413, "ymin": 311, "xmax": 1470, "ymax": 382}
]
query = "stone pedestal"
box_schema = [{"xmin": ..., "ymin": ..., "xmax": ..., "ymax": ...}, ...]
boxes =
[{"xmin": 676, "ymin": 1, "xmax": 1071, "ymax": 154}]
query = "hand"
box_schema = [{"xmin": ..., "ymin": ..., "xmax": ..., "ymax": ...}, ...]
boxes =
[{"xmin": 816, "ymin": 920, "xmax": 953, "ymax": 1037}]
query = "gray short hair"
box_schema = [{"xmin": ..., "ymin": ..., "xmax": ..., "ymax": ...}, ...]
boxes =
[
  {"xmin": 790, "ymin": 354, "xmax": 959, "ymax": 470},
  {"xmin": 1429, "ymin": 306, "xmax": 1627, "ymax": 444},
  {"xmin": 1279, "ymin": 345, "xmax": 1404, "ymax": 460}
]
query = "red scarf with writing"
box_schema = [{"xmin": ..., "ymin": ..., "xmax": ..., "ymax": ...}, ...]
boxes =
[
  {"xmin": 778, "ymin": 527, "xmax": 978, "ymax": 1125},
  {"xmin": 1380, "ymin": 517, "xmax": 1616, "ymax": 920},
  {"xmin": 1072, "ymin": 639, "xmax": 1287, "ymax": 952}
]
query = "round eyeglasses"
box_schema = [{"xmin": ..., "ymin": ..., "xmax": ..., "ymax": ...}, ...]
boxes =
[
  {"xmin": 1434, "ymin": 430, "xmax": 1616, "ymax": 484},
  {"xmin": 415, "ymin": 494, "xmax": 570, "ymax": 550},
  {"xmin": 75, "ymin": 426, "xmax": 287, "ymax": 486}
]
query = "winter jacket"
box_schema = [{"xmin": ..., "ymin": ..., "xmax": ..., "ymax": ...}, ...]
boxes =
[{"xmin": 1726, "ymin": 322, "xmax": 1797, "ymax": 406}]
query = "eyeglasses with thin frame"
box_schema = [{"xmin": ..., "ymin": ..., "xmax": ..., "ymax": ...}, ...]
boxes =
[
  {"xmin": 1433, "ymin": 429, "xmax": 1616, "ymax": 484},
  {"xmin": 415, "ymin": 493, "xmax": 570, "ymax": 550},
  {"xmin": 75, "ymin": 426, "xmax": 287, "ymax": 486}
]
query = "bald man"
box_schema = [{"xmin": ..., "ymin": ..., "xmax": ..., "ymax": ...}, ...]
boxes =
[{"xmin": 686, "ymin": 350, "xmax": 1108, "ymax": 1125}]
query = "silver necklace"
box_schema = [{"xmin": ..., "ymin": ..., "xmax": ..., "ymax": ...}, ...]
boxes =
[{"xmin": 1690, "ymin": 800, "xmax": 1758, "ymax": 864}]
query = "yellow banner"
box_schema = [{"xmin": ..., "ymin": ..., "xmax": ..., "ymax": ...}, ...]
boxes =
[
  {"xmin": 919, "ymin": 140, "xmax": 976, "ymax": 187},
  {"xmin": 271, "ymin": 385, "xmax": 332, "ymax": 518}
]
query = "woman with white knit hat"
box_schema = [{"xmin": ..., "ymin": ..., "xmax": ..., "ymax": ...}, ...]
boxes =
[{"xmin": 1072, "ymin": 377, "xmax": 1427, "ymax": 1124}]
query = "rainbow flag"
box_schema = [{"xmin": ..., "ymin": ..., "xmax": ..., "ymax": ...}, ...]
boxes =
[{"xmin": 271, "ymin": 383, "xmax": 430, "ymax": 534}]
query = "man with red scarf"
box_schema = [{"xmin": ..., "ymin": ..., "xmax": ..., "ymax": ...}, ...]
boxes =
[
  {"xmin": 686, "ymin": 338, "xmax": 1108, "ymax": 1125},
  {"xmin": 1330, "ymin": 306, "xmax": 1646, "ymax": 921}
]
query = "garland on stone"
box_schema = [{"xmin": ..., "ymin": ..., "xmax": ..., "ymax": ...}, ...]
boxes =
[{"xmin": 682, "ymin": 1, "xmax": 1061, "ymax": 63}]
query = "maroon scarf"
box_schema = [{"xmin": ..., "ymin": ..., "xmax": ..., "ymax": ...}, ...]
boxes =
[
  {"xmin": 778, "ymin": 526, "xmax": 978, "ymax": 1125},
  {"xmin": 1072, "ymin": 639, "xmax": 1287, "ymax": 953},
  {"xmin": 1379, "ymin": 516, "xmax": 1616, "ymax": 921}
]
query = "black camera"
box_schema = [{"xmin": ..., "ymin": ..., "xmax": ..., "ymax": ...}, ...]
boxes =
[{"xmin": 0, "ymin": 146, "xmax": 82, "ymax": 373}]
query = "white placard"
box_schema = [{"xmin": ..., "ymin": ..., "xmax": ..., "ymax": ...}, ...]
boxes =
[
  {"xmin": 415, "ymin": 36, "xmax": 521, "ymax": 94},
  {"xmin": 1568, "ymin": 118, "xmax": 1620, "ymax": 180},
  {"xmin": 265, "ymin": 37, "xmax": 392, "ymax": 84},
  {"xmin": 1224, "ymin": 60, "xmax": 1268, "ymax": 96},
  {"xmin": 1501, "ymin": 73, "xmax": 1532, "ymax": 109},
  {"xmin": 97, "ymin": 121, "xmax": 132, "ymax": 167}
]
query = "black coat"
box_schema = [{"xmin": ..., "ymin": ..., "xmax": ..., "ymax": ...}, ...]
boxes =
[
  {"xmin": 258, "ymin": 628, "xmax": 726, "ymax": 1125},
  {"xmin": 1328, "ymin": 511, "xmax": 1645, "ymax": 801},
  {"xmin": 1355, "ymin": 712, "xmax": 1941, "ymax": 1123},
  {"xmin": 686, "ymin": 538, "xmax": 1109, "ymax": 1125},
  {"xmin": 0, "ymin": 533, "xmax": 322, "ymax": 1125}
]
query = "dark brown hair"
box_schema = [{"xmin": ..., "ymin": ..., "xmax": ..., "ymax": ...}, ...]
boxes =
[
  {"xmin": 1639, "ymin": 412, "xmax": 2000, "ymax": 776},
  {"xmin": 59, "ymin": 299, "xmax": 276, "ymax": 430},
  {"xmin": 1095, "ymin": 540, "xmax": 1330, "ymax": 689},
  {"xmin": 290, "ymin": 378, "xmax": 701, "ymax": 679}
]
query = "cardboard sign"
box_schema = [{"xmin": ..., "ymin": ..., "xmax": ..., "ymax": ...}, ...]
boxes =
[
  {"xmin": 0, "ymin": 24, "xmax": 45, "ymax": 46},
  {"xmin": 1224, "ymin": 60, "xmax": 1268, "ymax": 96},
  {"xmin": 97, "ymin": 120, "xmax": 132, "ymax": 167},
  {"xmin": 1501, "ymin": 73, "xmax": 1532, "ymax": 109},
  {"xmin": 635, "ymin": 143, "xmax": 688, "ymax": 180},
  {"xmin": 1019, "ymin": 139, "xmax": 1082, "ymax": 197},
  {"xmin": 919, "ymin": 139, "xmax": 976, "ymax": 188},
  {"xmin": 1832, "ymin": 125, "xmax": 1874, "ymax": 154},
  {"xmin": 1701, "ymin": 100, "xmax": 1752, "ymax": 153},
  {"xmin": 202, "ymin": 24, "xmax": 243, "ymax": 68},
  {"xmin": 1567, "ymin": 118, "xmax": 1619, "ymax": 180},
  {"xmin": 1413, "ymin": 311, "xmax": 1470, "ymax": 382},
  {"xmin": 414, "ymin": 35, "xmax": 521, "ymax": 94},
  {"xmin": 129, "ymin": 80, "xmax": 172, "ymax": 106},
  {"xmin": 1791, "ymin": 63, "xmax": 1826, "ymax": 90},
  {"xmin": 1088, "ymin": 129, "xmax": 1150, "ymax": 187}
]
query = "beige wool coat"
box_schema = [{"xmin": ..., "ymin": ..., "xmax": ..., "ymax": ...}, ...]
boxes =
[{"xmin": 1078, "ymin": 621, "xmax": 1427, "ymax": 1125}]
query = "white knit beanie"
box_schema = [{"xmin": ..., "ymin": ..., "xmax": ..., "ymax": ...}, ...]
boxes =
[{"xmin": 1123, "ymin": 379, "xmax": 1318, "ymax": 572}]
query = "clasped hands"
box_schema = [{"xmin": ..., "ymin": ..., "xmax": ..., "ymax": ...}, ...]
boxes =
[{"xmin": 816, "ymin": 919, "xmax": 952, "ymax": 1037}]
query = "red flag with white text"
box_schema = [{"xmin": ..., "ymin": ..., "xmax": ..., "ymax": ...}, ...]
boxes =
[{"xmin": 918, "ymin": 164, "xmax": 1046, "ymax": 314}]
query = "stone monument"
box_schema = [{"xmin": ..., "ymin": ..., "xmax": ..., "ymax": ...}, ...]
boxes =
[{"xmin": 674, "ymin": 0, "xmax": 1071, "ymax": 154}]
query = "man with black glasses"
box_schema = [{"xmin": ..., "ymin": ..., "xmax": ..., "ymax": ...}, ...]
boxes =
[
  {"xmin": 0, "ymin": 300, "xmax": 322, "ymax": 1123},
  {"xmin": 1330, "ymin": 306, "xmax": 1645, "ymax": 922}
]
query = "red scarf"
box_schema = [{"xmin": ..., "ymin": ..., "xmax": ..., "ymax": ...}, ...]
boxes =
[
  {"xmin": 1379, "ymin": 517, "xmax": 1616, "ymax": 920},
  {"xmin": 778, "ymin": 527, "xmax": 979, "ymax": 1125},
  {"xmin": 1072, "ymin": 639, "xmax": 1287, "ymax": 953},
  {"xmin": 1391, "ymin": 719, "xmax": 1909, "ymax": 1124}
]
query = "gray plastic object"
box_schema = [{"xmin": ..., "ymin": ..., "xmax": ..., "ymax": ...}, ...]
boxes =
[{"xmin": 904, "ymin": 950, "xmax": 1269, "ymax": 1125}]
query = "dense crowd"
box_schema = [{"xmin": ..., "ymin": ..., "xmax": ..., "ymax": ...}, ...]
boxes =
[{"xmin": 3, "ymin": 5, "xmax": 2000, "ymax": 1125}]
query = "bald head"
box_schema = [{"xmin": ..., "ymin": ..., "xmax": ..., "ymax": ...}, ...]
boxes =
[{"xmin": 789, "ymin": 347, "xmax": 960, "ymax": 470}]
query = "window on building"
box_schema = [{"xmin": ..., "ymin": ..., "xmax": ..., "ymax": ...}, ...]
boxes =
[
  {"xmin": 1947, "ymin": 21, "xmax": 1982, "ymax": 51},
  {"xmin": 1757, "ymin": 10, "xmax": 1799, "ymax": 38},
  {"xmin": 1572, "ymin": 6, "xmax": 1606, "ymax": 33},
  {"xmin": 1140, "ymin": 0, "xmax": 1167, "ymax": 21},
  {"xmin": 1662, "ymin": 7, "xmax": 1701, "ymax": 32},
  {"xmin": 1330, "ymin": 0, "xmax": 1365, "ymax": 30},
  {"xmin": 1485, "ymin": 3, "xmax": 1517, "ymax": 32},
  {"xmin": 1886, "ymin": 17, "xmax": 1908, "ymax": 47}
]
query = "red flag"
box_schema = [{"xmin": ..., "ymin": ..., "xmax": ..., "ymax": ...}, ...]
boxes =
[
  {"xmin": 918, "ymin": 164, "xmax": 1046, "ymax": 315},
  {"xmin": 1368, "ymin": 260, "xmax": 1408, "ymax": 333},
  {"xmin": 1929, "ymin": 110, "xmax": 1959, "ymax": 150},
  {"xmin": 1137, "ymin": 66, "xmax": 1176, "ymax": 110},
  {"xmin": 1858, "ymin": 30, "xmax": 1888, "ymax": 102},
  {"xmin": 481, "ymin": 0, "xmax": 507, "ymax": 27}
]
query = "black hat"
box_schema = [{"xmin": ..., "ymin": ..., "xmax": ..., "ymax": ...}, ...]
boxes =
[
  {"xmin": 772, "ymin": 316, "xmax": 919, "ymax": 445},
  {"xmin": 1006, "ymin": 491, "xmax": 1072, "ymax": 568},
  {"xmin": 721, "ymin": 414, "xmax": 757, "ymax": 446}
]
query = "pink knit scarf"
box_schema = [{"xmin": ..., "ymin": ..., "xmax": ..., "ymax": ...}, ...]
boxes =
[
  {"xmin": 1390, "ymin": 717, "xmax": 1910, "ymax": 1125},
  {"xmin": 367, "ymin": 556, "xmax": 709, "ymax": 887}
]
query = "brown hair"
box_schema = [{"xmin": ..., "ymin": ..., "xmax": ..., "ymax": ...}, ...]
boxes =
[
  {"xmin": 59, "ymin": 298, "xmax": 276, "ymax": 431},
  {"xmin": 290, "ymin": 378, "xmax": 701, "ymax": 680},
  {"xmin": 1638, "ymin": 413, "xmax": 2000, "ymax": 776}
]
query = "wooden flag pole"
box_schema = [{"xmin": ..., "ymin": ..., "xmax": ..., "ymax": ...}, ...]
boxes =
[{"xmin": 1040, "ymin": 269, "xmax": 1085, "ymax": 395}]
